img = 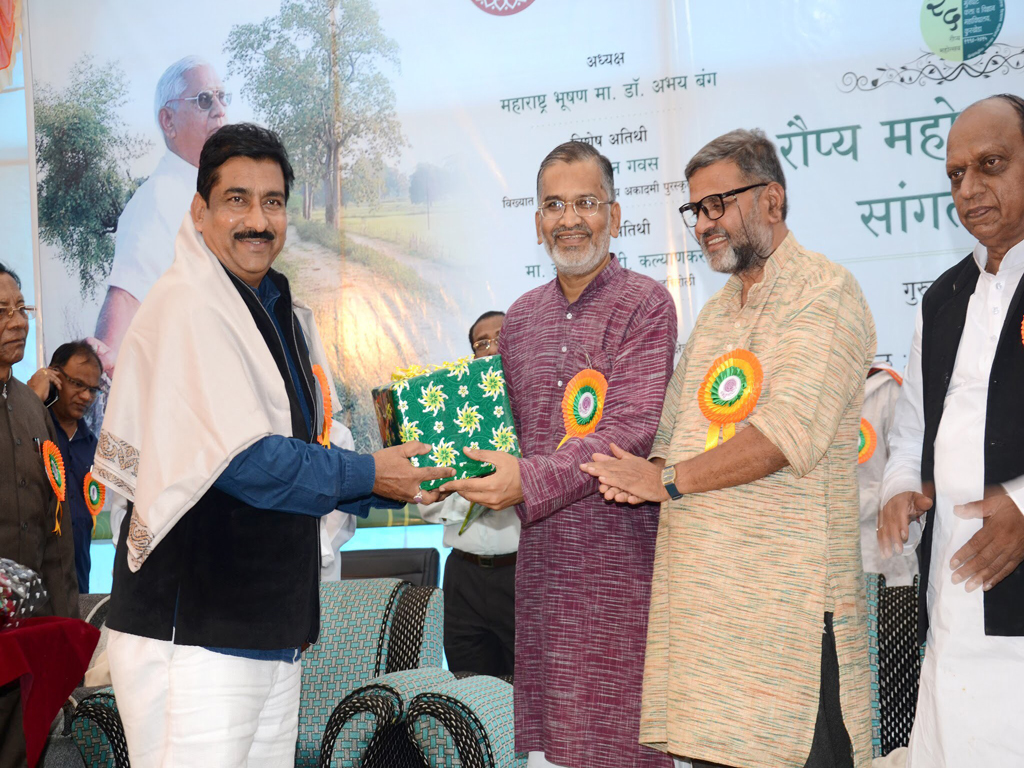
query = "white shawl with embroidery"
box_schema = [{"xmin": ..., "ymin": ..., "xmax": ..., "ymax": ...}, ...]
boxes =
[{"xmin": 94, "ymin": 215, "xmax": 343, "ymax": 572}]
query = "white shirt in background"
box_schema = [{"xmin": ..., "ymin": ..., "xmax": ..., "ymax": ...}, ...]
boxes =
[
  {"xmin": 418, "ymin": 494, "xmax": 520, "ymax": 556},
  {"xmin": 859, "ymin": 365, "xmax": 917, "ymax": 586},
  {"xmin": 882, "ymin": 240, "xmax": 1024, "ymax": 768},
  {"xmin": 108, "ymin": 150, "xmax": 197, "ymax": 303}
]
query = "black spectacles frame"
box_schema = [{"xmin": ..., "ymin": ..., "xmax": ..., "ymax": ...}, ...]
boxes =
[
  {"xmin": 57, "ymin": 367, "xmax": 101, "ymax": 397},
  {"xmin": 679, "ymin": 182, "xmax": 769, "ymax": 228}
]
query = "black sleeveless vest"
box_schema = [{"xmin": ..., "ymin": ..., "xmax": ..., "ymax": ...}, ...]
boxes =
[
  {"xmin": 918, "ymin": 253, "xmax": 1024, "ymax": 642},
  {"xmin": 106, "ymin": 268, "xmax": 322, "ymax": 649}
]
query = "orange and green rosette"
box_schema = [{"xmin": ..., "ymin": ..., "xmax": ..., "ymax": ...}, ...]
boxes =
[
  {"xmin": 858, "ymin": 418, "xmax": 877, "ymax": 464},
  {"xmin": 556, "ymin": 369, "xmax": 608, "ymax": 450},
  {"xmin": 41, "ymin": 440, "xmax": 66, "ymax": 534},
  {"xmin": 83, "ymin": 471, "xmax": 106, "ymax": 531},
  {"xmin": 697, "ymin": 349, "xmax": 763, "ymax": 451},
  {"xmin": 312, "ymin": 364, "xmax": 332, "ymax": 448}
]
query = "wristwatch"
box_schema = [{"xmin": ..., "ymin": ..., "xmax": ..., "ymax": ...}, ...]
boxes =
[{"xmin": 661, "ymin": 464, "xmax": 684, "ymax": 500}]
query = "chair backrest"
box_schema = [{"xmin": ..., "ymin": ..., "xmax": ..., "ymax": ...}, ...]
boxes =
[
  {"xmin": 386, "ymin": 585, "xmax": 444, "ymax": 673},
  {"xmin": 78, "ymin": 594, "xmax": 111, "ymax": 629},
  {"xmin": 407, "ymin": 676, "xmax": 524, "ymax": 768},
  {"xmin": 298, "ymin": 578, "xmax": 405, "ymax": 765},
  {"xmin": 340, "ymin": 548, "xmax": 440, "ymax": 587},
  {"xmin": 866, "ymin": 573, "xmax": 922, "ymax": 757}
]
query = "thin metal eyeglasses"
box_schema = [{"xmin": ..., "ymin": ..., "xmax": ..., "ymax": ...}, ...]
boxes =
[
  {"xmin": 538, "ymin": 197, "xmax": 612, "ymax": 219},
  {"xmin": 472, "ymin": 334, "xmax": 500, "ymax": 352},
  {"xmin": 166, "ymin": 90, "xmax": 232, "ymax": 111},
  {"xmin": 57, "ymin": 367, "xmax": 102, "ymax": 397},
  {"xmin": 679, "ymin": 183, "xmax": 768, "ymax": 228},
  {"xmin": 0, "ymin": 305, "xmax": 36, "ymax": 321}
]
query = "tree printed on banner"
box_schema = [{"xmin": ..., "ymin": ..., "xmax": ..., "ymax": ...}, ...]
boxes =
[
  {"xmin": 225, "ymin": 0, "xmax": 405, "ymax": 225},
  {"xmin": 34, "ymin": 57, "xmax": 151, "ymax": 294}
]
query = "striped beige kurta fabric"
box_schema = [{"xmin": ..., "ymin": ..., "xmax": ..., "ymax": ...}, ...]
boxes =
[{"xmin": 640, "ymin": 232, "xmax": 875, "ymax": 768}]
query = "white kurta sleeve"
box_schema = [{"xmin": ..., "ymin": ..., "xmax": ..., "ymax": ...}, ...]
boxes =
[
  {"xmin": 881, "ymin": 306, "xmax": 927, "ymax": 550},
  {"xmin": 999, "ymin": 475, "xmax": 1024, "ymax": 519}
]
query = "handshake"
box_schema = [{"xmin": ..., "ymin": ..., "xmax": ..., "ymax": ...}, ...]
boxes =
[{"xmin": 370, "ymin": 441, "xmax": 454, "ymax": 505}]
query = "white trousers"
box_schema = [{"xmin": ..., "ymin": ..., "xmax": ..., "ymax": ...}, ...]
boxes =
[{"xmin": 107, "ymin": 630, "xmax": 301, "ymax": 768}]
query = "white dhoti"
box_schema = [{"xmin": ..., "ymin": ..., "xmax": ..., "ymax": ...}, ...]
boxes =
[{"xmin": 107, "ymin": 630, "xmax": 301, "ymax": 768}]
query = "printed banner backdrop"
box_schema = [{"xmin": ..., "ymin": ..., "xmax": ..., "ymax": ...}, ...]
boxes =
[{"xmin": 23, "ymin": 0, "xmax": 1021, "ymax": 455}]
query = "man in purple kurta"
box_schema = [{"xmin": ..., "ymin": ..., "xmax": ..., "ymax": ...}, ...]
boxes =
[{"xmin": 446, "ymin": 141, "xmax": 676, "ymax": 768}]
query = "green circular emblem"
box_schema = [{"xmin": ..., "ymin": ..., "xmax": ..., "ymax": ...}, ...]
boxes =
[
  {"xmin": 858, "ymin": 429, "xmax": 867, "ymax": 453},
  {"xmin": 921, "ymin": 0, "xmax": 1004, "ymax": 62},
  {"xmin": 711, "ymin": 367, "xmax": 746, "ymax": 407},
  {"xmin": 573, "ymin": 385, "xmax": 599, "ymax": 425},
  {"xmin": 88, "ymin": 482, "xmax": 100, "ymax": 504},
  {"xmin": 49, "ymin": 454, "xmax": 63, "ymax": 488}
]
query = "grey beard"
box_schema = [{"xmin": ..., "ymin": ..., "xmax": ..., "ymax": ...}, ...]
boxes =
[
  {"xmin": 705, "ymin": 221, "xmax": 772, "ymax": 276},
  {"xmin": 546, "ymin": 228, "xmax": 611, "ymax": 276}
]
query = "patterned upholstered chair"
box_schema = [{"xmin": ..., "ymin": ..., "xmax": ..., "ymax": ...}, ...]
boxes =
[
  {"xmin": 405, "ymin": 675, "xmax": 525, "ymax": 768},
  {"xmin": 66, "ymin": 578, "xmax": 444, "ymax": 767},
  {"xmin": 299, "ymin": 577, "xmax": 448, "ymax": 768},
  {"xmin": 866, "ymin": 573, "xmax": 923, "ymax": 758},
  {"xmin": 68, "ymin": 689, "xmax": 129, "ymax": 768},
  {"xmin": 62, "ymin": 594, "xmax": 130, "ymax": 768}
]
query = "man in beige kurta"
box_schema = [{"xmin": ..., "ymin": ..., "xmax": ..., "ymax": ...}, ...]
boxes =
[{"xmin": 581, "ymin": 129, "xmax": 873, "ymax": 768}]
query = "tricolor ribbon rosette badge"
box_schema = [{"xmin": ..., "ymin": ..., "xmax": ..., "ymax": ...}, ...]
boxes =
[
  {"xmin": 697, "ymin": 349, "xmax": 763, "ymax": 451},
  {"xmin": 83, "ymin": 471, "xmax": 106, "ymax": 531},
  {"xmin": 311, "ymin": 364, "xmax": 332, "ymax": 448},
  {"xmin": 858, "ymin": 419, "xmax": 877, "ymax": 464},
  {"xmin": 556, "ymin": 369, "xmax": 608, "ymax": 450},
  {"xmin": 41, "ymin": 440, "xmax": 66, "ymax": 534}
]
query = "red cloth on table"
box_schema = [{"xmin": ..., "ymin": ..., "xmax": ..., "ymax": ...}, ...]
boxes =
[{"xmin": 0, "ymin": 616, "xmax": 99, "ymax": 767}]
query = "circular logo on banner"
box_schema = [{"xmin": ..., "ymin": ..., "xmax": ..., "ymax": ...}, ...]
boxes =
[
  {"xmin": 471, "ymin": 0, "xmax": 536, "ymax": 16},
  {"xmin": 921, "ymin": 0, "xmax": 1005, "ymax": 62}
]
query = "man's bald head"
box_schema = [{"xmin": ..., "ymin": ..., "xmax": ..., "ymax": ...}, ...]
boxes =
[{"xmin": 946, "ymin": 96, "xmax": 1024, "ymax": 259}]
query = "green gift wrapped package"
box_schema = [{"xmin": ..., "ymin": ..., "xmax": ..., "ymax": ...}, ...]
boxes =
[{"xmin": 371, "ymin": 355, "xmax": 521, "ymax": 491}]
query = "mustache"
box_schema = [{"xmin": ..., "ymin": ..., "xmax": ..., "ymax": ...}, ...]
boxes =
[
  {"xmin": 552, "ymin": 224, "xmax": 592, "ymax": 238},
  {"xmin": 234, "ymin": 229, "xmax": 275, "ymax": 242},
  {"xmin": 700, "ymin": 228, "xmax": 729, "ymax": 247}
]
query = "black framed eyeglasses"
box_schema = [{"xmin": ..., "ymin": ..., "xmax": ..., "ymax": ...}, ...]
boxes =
[
  {"xmin": 57, "ymin": 368, "xmax": 101, "ymax": 397},
  {"xmin": 167, "ymin": 90, "xmax": 231, "ymax": 111},
  {"xmin": 679, "ymin": 183, "xmax": 768, "ymax": 228},
  {"xmin": 538, "ymin": 197, "xmax": 612, "ymax": 219}
]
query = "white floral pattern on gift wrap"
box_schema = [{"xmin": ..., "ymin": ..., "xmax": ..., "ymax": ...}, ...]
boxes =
[
  {"xmin": 455, "ymin": 403, "xmax": 483, "ymax": 437},
  {"xmin": 489, "ymin": 423, "xmax": 517, "ymax": 452},
  {"xmin": 429, "ymin": 438, "xmax": 458, "ymax": 467},
  {"xmin": 478, "ymin": 366, "xmax": 506, "ymax": 400},
  {"xmin": 400, "ymin": 420, "xmax": 423, "ymax": 442},
  {"xmin": 458, "ymin": 385, "xmax": 469, "ymax": 398},
  {"xmin": 418, "ymin": 381, "xmax": 448, "ymax": 416},
  {"xmin": 444, "ymin": 356, "xmax": 472, "ymax": 380}
]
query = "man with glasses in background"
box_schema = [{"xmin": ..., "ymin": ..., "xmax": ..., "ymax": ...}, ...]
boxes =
[
  {"xmin": 27, "ymin": 341, "xmax": 103, "ymax": 594},
  {"xmin": 89, "ymin": 55, "xmax": 230, "ymax": 378},
  {"xmin": 0, "ymin": 263, "xmax": 79, "ymax": 768},
  {"xmin": 445, "ymin": 141, "xmax": 676, "ymax": 768},
  {"xmin": 580, "ymin": 129, "xmax": 874, "ymax": 768},
  {"xmin": 418, "ymin": 310, "xmax": 520, "ymax": 678}
]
